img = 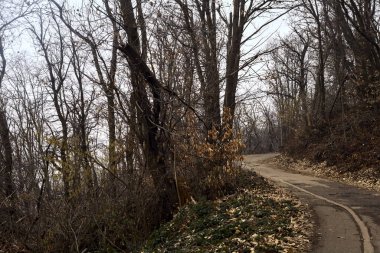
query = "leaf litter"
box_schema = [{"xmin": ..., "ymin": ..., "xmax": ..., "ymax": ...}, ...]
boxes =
[
  {"xmin": 275, "ymin": 155, "xmax": 380, "ymax": 193},
  {"xmin": 142, "ymin": 171, "xmax": 313, "ymax": 253}
]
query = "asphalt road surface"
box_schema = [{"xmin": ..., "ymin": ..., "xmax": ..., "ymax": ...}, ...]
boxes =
[{"xmin": 244, "ymin": 153, "xmax": 380, "ymax": 253}]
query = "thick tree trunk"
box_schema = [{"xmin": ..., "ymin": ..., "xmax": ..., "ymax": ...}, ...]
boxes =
[
  {"xmin": 0, "ymin": 108, "xmax": 14, "ymax": 201},
  {"xmin": 316, "ymin": 28, "xmax": 326, "ymax": 122},
  {"xmin": 0, "ymin": 39, "xmax": 13, "ymax": 202},
  {"xmin": 119, "ymin": 0, "xmax": 178, "ymax": 222},
  {"xmin": 106, "ymin": 91, "xmax": 117, "ymax": 194},
  {"xmin": 224, "ymin": 0, "xmax": 242, "ymax": 121},
  {"xmin": 203, "ymin": 0, "xmax": 221, "ymax": 131},
  {"xmin": 0, "ymin": 106, "xmax": 15, "ymax": 236}
]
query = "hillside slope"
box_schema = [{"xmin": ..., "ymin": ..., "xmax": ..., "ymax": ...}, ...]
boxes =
[{"xmin": 142, "ymin": 171, "xmax": 312, "ymax": 253}]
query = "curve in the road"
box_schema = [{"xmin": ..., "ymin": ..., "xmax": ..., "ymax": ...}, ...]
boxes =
[{"xmin": 280, "ymin": 179, "xmax": 374, "ymax": 253}]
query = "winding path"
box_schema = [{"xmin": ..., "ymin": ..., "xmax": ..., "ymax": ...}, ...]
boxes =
[{"xmin": 244, "ymin": 153, "xmax": 380, "ymax": 253}]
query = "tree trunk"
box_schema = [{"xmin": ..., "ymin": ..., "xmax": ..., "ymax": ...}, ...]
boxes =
[
  {"xmin": 118, "ymin": 0, "xmax": 178, "ymax": 222},
  {"xmin": 0, "ymin": 108, "xmax": 14, "ymax": 201},
  {"xmin": 224, "ymin": 0, "xmax": 244, "ymax": 124}
]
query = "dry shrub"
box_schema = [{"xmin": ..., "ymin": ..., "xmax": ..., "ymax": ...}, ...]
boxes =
[
  {"xmin": 173, "ymin": 109, "xmax": 245, "ymax": 201},
  {"xmin": 0, "ymin": 169, "xmax": 166, "ymax": 253}
]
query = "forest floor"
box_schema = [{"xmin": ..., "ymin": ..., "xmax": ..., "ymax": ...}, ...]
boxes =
[
  {"xmin": 142, "ymin": 169, "xmax": 313, "ymax": 253},
  {"xmin": 276, "ymin": 154, "xmax": 380, "ymax": 194}
]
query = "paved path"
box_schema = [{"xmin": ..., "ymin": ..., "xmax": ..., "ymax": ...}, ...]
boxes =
[{"xmin": 244, "ymin": 154, "xmax": 380, "ymax": 253}]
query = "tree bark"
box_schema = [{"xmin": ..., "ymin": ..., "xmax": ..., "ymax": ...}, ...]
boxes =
[
  {"xmin": 0, "ymin": 37, "xmax": 15, "ymax": 231},
  {"xmin": 224, "ymin": 0, "xmax": 244, "ymax": 125},
  {"xmin": 118, "ymin": 0, "xmax": 178, "ymax": 223}
]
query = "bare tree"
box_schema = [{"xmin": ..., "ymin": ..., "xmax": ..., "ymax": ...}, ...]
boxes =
[
  {"xmin": 299, "ymin": 0, "xmax": 327, "ymax": 122},
  {"xmin": 281, "ymin": 30, "xmax": 311, "ymax": 127},
  {"xmin": 50, "ymin": 0, "xmax": 121, "ymax": 193},
  {"xmin": 30, "ymin": 11, "xmax": 72, "ymax": 198},
  {"xmin": 118, "ymin": 0, "xmax": 179, "ymax": 222}
]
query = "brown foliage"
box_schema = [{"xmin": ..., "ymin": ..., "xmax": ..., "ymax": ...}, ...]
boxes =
[{"xmin": 173, "ymin": 109, "xmax": 245, "ymax": 201}]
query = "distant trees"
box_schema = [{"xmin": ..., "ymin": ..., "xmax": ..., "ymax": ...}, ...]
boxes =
[
  {"xmin": 265, "ymin": 0, "xmax": 380, "ymax": 155},
  {"xmin": 30, "ymin": 12, "xmax": 73, "ymax": 198},
  {"xmin": 265, "ymin": 30, "xmax": 312, "ymax": 141}
]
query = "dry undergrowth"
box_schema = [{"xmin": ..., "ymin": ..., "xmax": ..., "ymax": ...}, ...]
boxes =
[
  {"xmin": 275, "ymin": 155, "xmax": 380, "ymax": 193},
  {"xmin": 142, "ymin": 171, "xmax": 313, "ymax": 253}
]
